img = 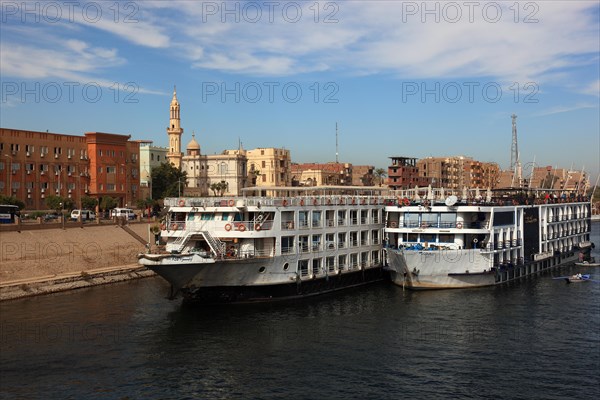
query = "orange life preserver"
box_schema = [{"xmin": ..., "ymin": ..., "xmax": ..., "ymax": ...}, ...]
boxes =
[
  {"xmin": 327, "ymin": 199, "xmax": 332, "ymax": 205},
  {"xmin": 456, "ymin": 222, "xmax": 463, "ymax": 229},
  {"xmin": 255, "ymin": 224, "xmax": 261, "ymax": 231},
  {"xmin": 178, "ymin": 199, "xmax": 185, "ymax": 206},
  {"xmin": 171, "ymin": 223, "xmax": 178, "ymax": 231},
  {"xmin": 390, "ymin": 222, "xmax": 397, "ymax": 228},
  {"xmin": 352, "ymin": 198, "xmax": 356, "ymax": 205},
  {"xmin": 283, "ymin": 199, "xmax": 288, "ymax": 207},
  {"xmin": 313, "ymin": 198, "xmax": 318, "ymax": 206},
  {"xmin": 300, "ymin": 199, "xmax": 305, "ymax": 206},
  {"xmin": 339, "ymin": 198, "xmax": 344, "ymax": 205},
  {"xmin": 225, "ymin": 223, "xmax": 232, "ymax": 231},
  {"xmin": 361, "ymin": 199, "xmax": 366, "ymax": 205},
  {"xmin": 228, "ymin": 199, "xmax": 235, "ymax": 207},
  {"xmin": 238, "ymin": 224, "xmax": 246, "ymax": 232}
]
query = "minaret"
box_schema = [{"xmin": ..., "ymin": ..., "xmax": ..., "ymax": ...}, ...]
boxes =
[{"xmin": 166, "ymin": 86, "xmax": 183, "ymax": 168}]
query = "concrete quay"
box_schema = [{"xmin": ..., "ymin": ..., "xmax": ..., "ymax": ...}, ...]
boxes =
[{"xmin": 0, "ymin": 222, "xmax": 156, "ymax": 301}]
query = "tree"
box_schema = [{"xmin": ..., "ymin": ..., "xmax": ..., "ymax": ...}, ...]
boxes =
[
  {"xmin": 209, "ymin": 181, "xmax": 229, "ymax": 196},
  {"xmin": 136, "ymin": 197, "xmax": 155, "ymax": 210},
  {"xmin": 45, "ymin": 195, "xmax": 66, "ymax": 212},
  {"xmin": 0, "ymin": 195, "xmax": 25, "ymax": 210},
  {"xmin": 100, "ymin": 196, "xmax": 117, "ymax": 211},
  {"xmin": 151, "ymin": 162, "xmax": 187, "ymax": 199},
  {"xmin": 81, "ymin": 196, "xmax": 98, "ymax": 210},
  {"xmin": 374, "ymin": 168, "xmax": 387, "ymax": 187}
]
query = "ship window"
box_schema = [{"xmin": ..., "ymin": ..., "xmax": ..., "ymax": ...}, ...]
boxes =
[
  {"xmin": 201, "ymin": 213, "xmax": 214, "ymax": 220},
  {"xmin": 421, "ymin": 213, "xmax": 438, "ymax": 227},
  {"xmin": 312, "ymin": 259, "xmax": 321, "ymax": 275},
  {"xmin": 283, "ymin": 263, "xmax": 289, "ymax": 271},
  {"xmin": 298, "ymin": 260, "xmax": 309, "ymax": 276},
  {"xmin": 421, "ymin": 233, "xmax": 436, "ymax": 243},
  {"xmin": 338, "ymin": 254, "xmax": 347, "ymax": 271},
  {"xmin": 439, "ymin": 234, "xmax": 454, "ymax": 243},
  {"xmin": 326, "ymin": 257, "xmax": 335, "ymax": 272},
  {"xmin": 282, "ymin": 236, "xmax": 294, "ymax": 254},
  {"xmin": 259, "ymin": 267, "xmax": 266, "ymax": 273},
  {"xmin": 405, "ymin": 213, "xmax": 419, "ymax": 228},
  {"xmin": 299, "ymin": 211, "xmax": 309, "ymax": 229},
  {"xmin": 440, "ymin": 213, "xmax": 457, "ymax": 228},
  {"xmin": 187, "ymin": 213, "xmax": 196, "ymax": 221}
]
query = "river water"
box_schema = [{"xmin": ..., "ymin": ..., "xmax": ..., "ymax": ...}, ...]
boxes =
[{"xmin": 1, "ymin": 224, "xmax": 599, "ymax": 399}]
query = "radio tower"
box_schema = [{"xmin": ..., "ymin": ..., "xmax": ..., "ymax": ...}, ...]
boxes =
[
  {"xmin": 510, "ymin": 114, "xmax": 522, "ymax": 187},
  {"xmin": 335, "ymin": 122, "xmax": 339, "ymax": 163}
]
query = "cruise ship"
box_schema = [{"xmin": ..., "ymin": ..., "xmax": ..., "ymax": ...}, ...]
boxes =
[
  {"xmin": 384, "ymin": 187, "xmax": 594, "ymax": 289},
  {"xmin": 138, "ymin": 187, "xmax": 389, "ymax": 303}
]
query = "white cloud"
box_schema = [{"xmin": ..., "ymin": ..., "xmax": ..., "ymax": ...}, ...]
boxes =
[
  {"xmin": 534, "ymin": 103, "xmax": 598, "ymax": 116},
  {"xmin": 581, "ymin": 80, "xmax": 600, "ymax": 97}
]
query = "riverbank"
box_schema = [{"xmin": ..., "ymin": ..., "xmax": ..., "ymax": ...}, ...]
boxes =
[{"xmin": 0, "ymin": 222, "xmax": 156, "ymax": 301}]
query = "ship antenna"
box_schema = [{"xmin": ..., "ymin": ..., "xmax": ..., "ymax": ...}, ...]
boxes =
[{"xmin": 335, "ymin": 122, "xmax": 339, "ymax": 163}]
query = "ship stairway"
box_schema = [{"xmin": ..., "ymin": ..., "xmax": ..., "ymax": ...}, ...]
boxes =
[
  {"xmin": 200, "ymin": 231, "xmax": 225, "ymax": 258},
  {"xmin": 254, "ymin": 212, "xmax": 268, "ymax": 229},
  {"xmin": 171, "ymin": 231, "xmax": 189, "ymax": 252}
]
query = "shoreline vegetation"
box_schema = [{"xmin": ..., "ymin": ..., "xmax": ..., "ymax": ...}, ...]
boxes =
[{"xmin": 0, "ymin": 222, "xmax": 156, "ymax": 301}]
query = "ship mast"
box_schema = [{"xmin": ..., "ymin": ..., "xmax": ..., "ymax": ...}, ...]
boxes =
[{"xmin": 335, "ymin": 122, "xmax": 339, "ymax": 163}]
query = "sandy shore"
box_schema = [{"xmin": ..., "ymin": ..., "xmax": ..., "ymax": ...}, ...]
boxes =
[{"xmin": 0, "ymin": 223, "xmax": 156, "ymax": 300}]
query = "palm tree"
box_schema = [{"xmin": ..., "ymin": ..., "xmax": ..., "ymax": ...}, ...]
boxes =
[{"xmin": 374, "ymin": 168, "xmax": 387, "ymax": 187}]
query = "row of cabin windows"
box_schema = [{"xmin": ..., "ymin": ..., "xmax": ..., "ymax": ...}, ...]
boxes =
[
  {"xmin": 282, "ymin": 230, "xmax": 381, "ymax": 253},
  {"xmin": 297, "ymin": 251, "xmax": 381, "ymax": 276}
]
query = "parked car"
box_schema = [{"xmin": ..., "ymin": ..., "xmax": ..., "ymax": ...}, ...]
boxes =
[
  {"xmin": 111, "ymin": 208, "xmax": 136, "ymax": 220},
  {"xmin": 43, "ymin": 213, "xmax": 60, "ymax": 222},
  {"xmin": 70, "ymin": 209, "xmax": 96, "ymax": 221}
]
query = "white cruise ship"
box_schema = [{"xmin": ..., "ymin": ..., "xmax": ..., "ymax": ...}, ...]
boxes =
[
  {"xmin": 384, "ymin": 187, "xmax": 594, "ymax": 289},
  {"xmin": 139, "ymin": 187, "xmax": 389, "ymax": 303}
]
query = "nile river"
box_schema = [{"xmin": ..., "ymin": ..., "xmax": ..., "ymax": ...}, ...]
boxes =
[{"xmin": 1, "ymin": 224, "xmax": 599, "ymax": 399}]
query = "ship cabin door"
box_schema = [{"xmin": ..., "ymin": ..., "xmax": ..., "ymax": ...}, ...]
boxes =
[{"xmin": 465, "ymin": 234, "xmax": 487, "ymax": 250}]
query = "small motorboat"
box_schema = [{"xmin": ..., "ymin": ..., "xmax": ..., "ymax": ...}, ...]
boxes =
[
  {"xmin": 574, "ymin": 261, "xmax": 600, "ymax": 267},
  {"xmin": 553, "ymin": 273, "xmax": 592, "ymax": 283}
]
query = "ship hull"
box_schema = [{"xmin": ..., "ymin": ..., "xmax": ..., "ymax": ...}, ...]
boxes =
[
  {"xmin": 387, "ymin": 249, "xmax": 496, "ymax": 289},
  {"xmin": 147, "ymin": 255, "xmax": 386, "ymax": 303},
  {"xmin": 387, "ymin": 248, "xmax": 581, "ymax": 289}
]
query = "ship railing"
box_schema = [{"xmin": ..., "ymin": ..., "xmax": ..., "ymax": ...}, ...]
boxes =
[
  {"xmin": 350, "ymin": 217, "xmax": 359, "ymax": 225},
  {"xmin": 326, "ymin": 219, "xmax": 335, "ymax": 227},
  {"xmin": 338, "ymin": 219, "xmax": 346, "ymax": 226},
  {"xmin": 281, "ymin": 246, "xmax": 295, "ymax": 254},
  {"xmin": 299, "ymin": 221, "xmax": 310, "ymax": 230},
  {"xmin": 165, "ymin": 221, "xmax": 186, "ymax": 231},
  {"xmin": 312, "ymin": 220, "xmax": 322, "ymax": 228}
]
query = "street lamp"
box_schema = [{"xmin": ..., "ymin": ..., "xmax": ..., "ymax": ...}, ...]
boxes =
[{"xmin": 59, "ymin": 201, "xmax": 65, "ymax": 229}]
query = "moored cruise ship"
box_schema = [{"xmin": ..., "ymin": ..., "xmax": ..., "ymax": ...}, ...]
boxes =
[
  {"xmin": 139, "ymin": 187, "xmax": 389, "ymax": 303},
  {"xmin": 384, "ymin": 187, "xmax": 594, "ymax": 289}
]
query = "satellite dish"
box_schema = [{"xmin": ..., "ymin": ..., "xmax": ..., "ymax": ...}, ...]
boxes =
[{"xmin": 445, "ymin": 195, "xmax": 458, "ymax": 206}]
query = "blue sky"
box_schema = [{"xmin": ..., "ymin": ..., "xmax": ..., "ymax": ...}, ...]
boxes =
[{"xmin": 1, "ymin": 0, "xmax": 599, "ymax": 179}]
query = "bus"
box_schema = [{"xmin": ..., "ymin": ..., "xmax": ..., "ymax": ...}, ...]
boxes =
[{"xmin": 0, "ymin": 205, "xmax": 20, "ymax": 224}]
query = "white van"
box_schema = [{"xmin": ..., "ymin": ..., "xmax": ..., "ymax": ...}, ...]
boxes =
[
  {"xmin": 111, "ymin": 208, "xmax": 136, "ymax": 220},
  {"xmin": 71, "ymin": 209, "xmax": 96, "ymax": 221}
]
